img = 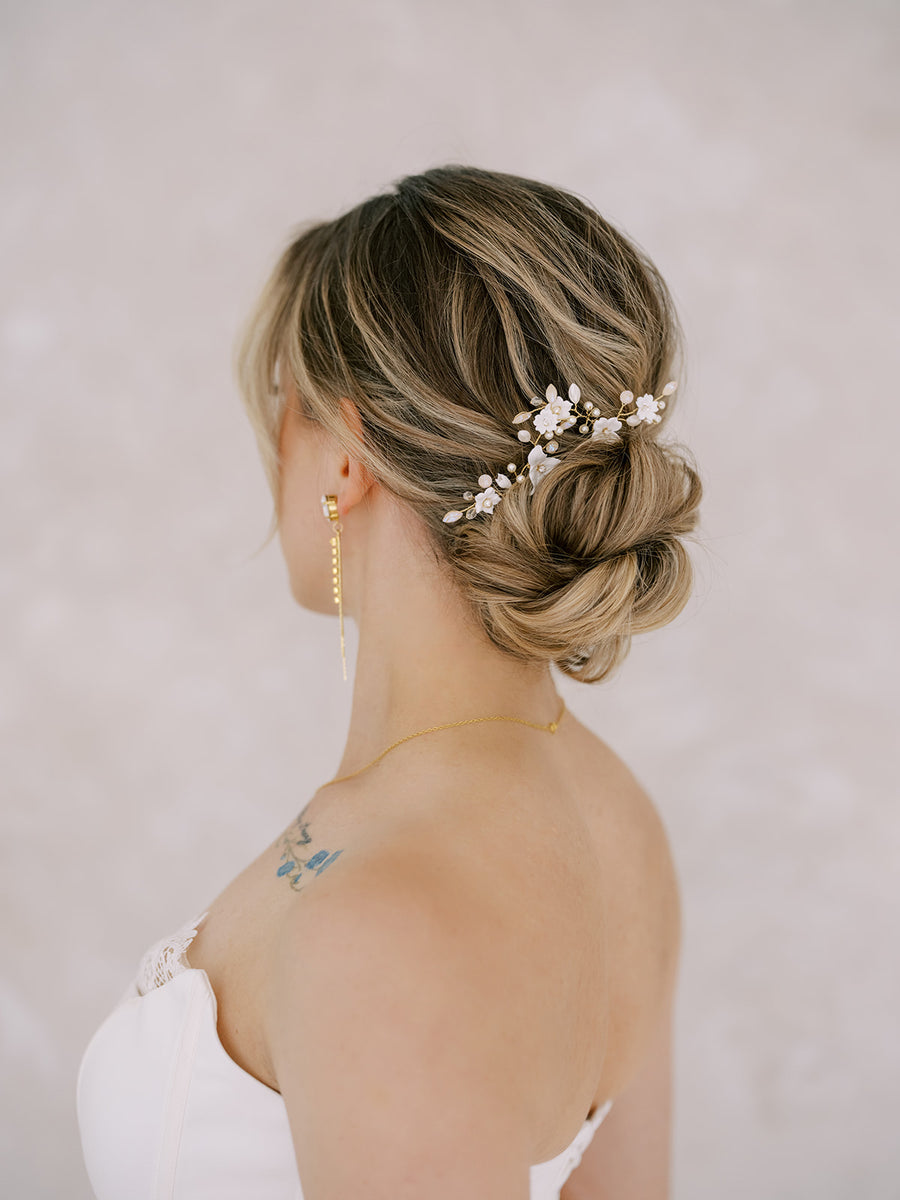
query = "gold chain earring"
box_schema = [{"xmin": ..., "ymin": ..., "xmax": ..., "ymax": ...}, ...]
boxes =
[{"xmin": 320, "ymin": 494, "xmax": 347, "ymax": 681}]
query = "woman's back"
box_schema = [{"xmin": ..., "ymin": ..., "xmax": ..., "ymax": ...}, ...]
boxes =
[{"xmin": 181, "ymin": 704, "xmax": 680, "ymax": 1169}]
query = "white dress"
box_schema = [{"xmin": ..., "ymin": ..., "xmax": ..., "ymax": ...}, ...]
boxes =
[{"xmin": 76, "ymin": 911, "xmax": 613, "ymax": 1199}]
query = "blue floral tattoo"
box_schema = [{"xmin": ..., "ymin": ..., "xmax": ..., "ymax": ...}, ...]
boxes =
[{"xmin": 276, "ymin": 807, "xmax": 344, "ymax": 892}]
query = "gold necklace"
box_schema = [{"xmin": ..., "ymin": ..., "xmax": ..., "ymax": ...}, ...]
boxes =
[{"xmin": 321, "ymin": 695, "xmax": 567, "ymax": 787}]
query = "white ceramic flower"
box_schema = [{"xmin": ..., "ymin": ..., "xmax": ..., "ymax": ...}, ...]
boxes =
[
  {"xmin": 534, "ymin": 400, "xmax": 569, "ymax": 437},
  {"xmin": 443, "ymin": 378, "xmax": 678, "ymax": 525},
  {"xmin": 591, "ymin": 416, "xmax": 623, "ymax": 442},
  {"xmin": 474, "ymin": 484, "xmax": 502, "ymax": 514},
  {"xmin": 527, "ymin": 443, "xmax": 562, "ymax": 493},
  {"xmin": 634, "ymin": 394, "xmax": 662, "ymax": 423},
  {"xmin": 533, "ymin": 384, "xmax": 573, "ymax": 437}
]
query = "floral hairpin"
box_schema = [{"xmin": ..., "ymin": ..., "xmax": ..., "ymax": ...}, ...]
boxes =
[{"xmin": 442, "ymin": 380, "xmax": 677, "ymax": 522}]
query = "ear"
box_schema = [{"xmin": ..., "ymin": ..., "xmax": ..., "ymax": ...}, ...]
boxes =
[{"xmin": 334, "ymin": 397, "xmax": 377, "ymax": 517}]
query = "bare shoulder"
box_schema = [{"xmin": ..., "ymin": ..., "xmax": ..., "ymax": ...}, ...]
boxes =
[
  {"xmin": 563, "ymin": 709, "xmax": 682, "ymax": 960},
  {"xmin": 578, "ymin": 709, "xmax": 682, "ymax": 1026},
  {"xmin": 261, "ymin": 835, "xmax": 538, "ymax": 1198}
]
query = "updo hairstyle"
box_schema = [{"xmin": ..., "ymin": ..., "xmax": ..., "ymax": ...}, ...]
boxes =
[{"xmin": 235, "ymin": 165, "xmax": 702, "ymax": 683}]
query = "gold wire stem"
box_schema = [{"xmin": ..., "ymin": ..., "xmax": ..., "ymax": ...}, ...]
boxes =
[
  {"xmin": 332, "ymin": 521, "xmax": 346, "ymax": 682},
  {"xmin": 323, "ymin": 493, "xmax": 348, "ymax": 682}
]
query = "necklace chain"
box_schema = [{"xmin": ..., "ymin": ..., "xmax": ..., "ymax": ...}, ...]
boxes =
[{"xmin": 322, "ymin": 696, "xmax": 568, "ymax": 787}]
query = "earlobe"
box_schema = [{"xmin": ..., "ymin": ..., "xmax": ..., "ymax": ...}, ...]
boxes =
[{"xmin": 339, "ymin": 458, "xmax": 377, "ymax": 518}]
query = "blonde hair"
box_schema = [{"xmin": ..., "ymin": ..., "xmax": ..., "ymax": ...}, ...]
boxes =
[{"xmin": 234, "ymin": 165, "xmax": 702, "ymax": 683}]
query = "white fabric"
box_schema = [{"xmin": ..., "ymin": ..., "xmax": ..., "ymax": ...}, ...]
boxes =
[{"xmin": 77, "ymin": 911, "xmax": 613, "ymax": 1199}]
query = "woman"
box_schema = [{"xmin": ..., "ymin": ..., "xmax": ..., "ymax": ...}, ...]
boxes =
[{"xmin": 77, "ymin": 164, "xmax": 702, "ymax": 1199}]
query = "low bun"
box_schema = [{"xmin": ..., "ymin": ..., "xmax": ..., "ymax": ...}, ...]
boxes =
[{"xmin": 445, "ymin": 434, "xmax": 702, "ymax": 682}]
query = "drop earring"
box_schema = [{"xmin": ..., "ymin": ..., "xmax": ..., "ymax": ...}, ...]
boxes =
[{"xmin": 320, "ymin": 494, "xmax": 347, "ymax": 681}]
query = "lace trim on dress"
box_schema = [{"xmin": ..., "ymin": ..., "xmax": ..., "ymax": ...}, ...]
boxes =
[{"xmin": 135, "ymin": 910, "xmax": 209, "ymax": 996}]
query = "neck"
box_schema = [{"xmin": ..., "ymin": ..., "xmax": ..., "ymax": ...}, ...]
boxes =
[
  {"xmin": 329, "ymin": 512, "xmax": 563, "ymax": 784},
  {"xmin": 332, "ymin": 634, "xmax": 562, "ymax": 785}
]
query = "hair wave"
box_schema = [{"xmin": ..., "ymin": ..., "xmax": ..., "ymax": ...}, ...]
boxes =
[{"xmin": 235, "ymin": 164, "xmax": 702, "ymax": 683}]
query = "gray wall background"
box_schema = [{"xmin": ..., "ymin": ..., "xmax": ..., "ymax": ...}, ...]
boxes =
[{"xmin": 2, "ymin": 2, "xmax": 898, "ymax": 1197}]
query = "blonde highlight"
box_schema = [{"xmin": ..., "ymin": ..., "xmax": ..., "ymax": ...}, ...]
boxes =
[{"xmin": 234, "ymin": 165, "xmax": 702, "ymax": 682}]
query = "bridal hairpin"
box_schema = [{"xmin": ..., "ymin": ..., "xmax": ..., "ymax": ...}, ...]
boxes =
[{"xmin": 442, "ymin": 381, "xmax": 677, "ymax": 523}]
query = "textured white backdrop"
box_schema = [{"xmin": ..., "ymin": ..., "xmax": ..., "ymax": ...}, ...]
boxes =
[{"xmin": 2, "ymin": 2, "xmax": 898, "ymax": 1197}]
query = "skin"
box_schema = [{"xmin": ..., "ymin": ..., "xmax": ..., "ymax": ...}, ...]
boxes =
[
  {"xmin": 186, "ymin": 378, "xmax": 679, "ymax": 1197},
  {"xmin": 275, "ymin": 389, "xmax": 566, "ymax": 782}
]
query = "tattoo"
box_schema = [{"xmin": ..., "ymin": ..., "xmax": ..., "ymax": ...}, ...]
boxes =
[{"xmin": 276, "ymin": 805, "xmax": 344, "ymax": 893}]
